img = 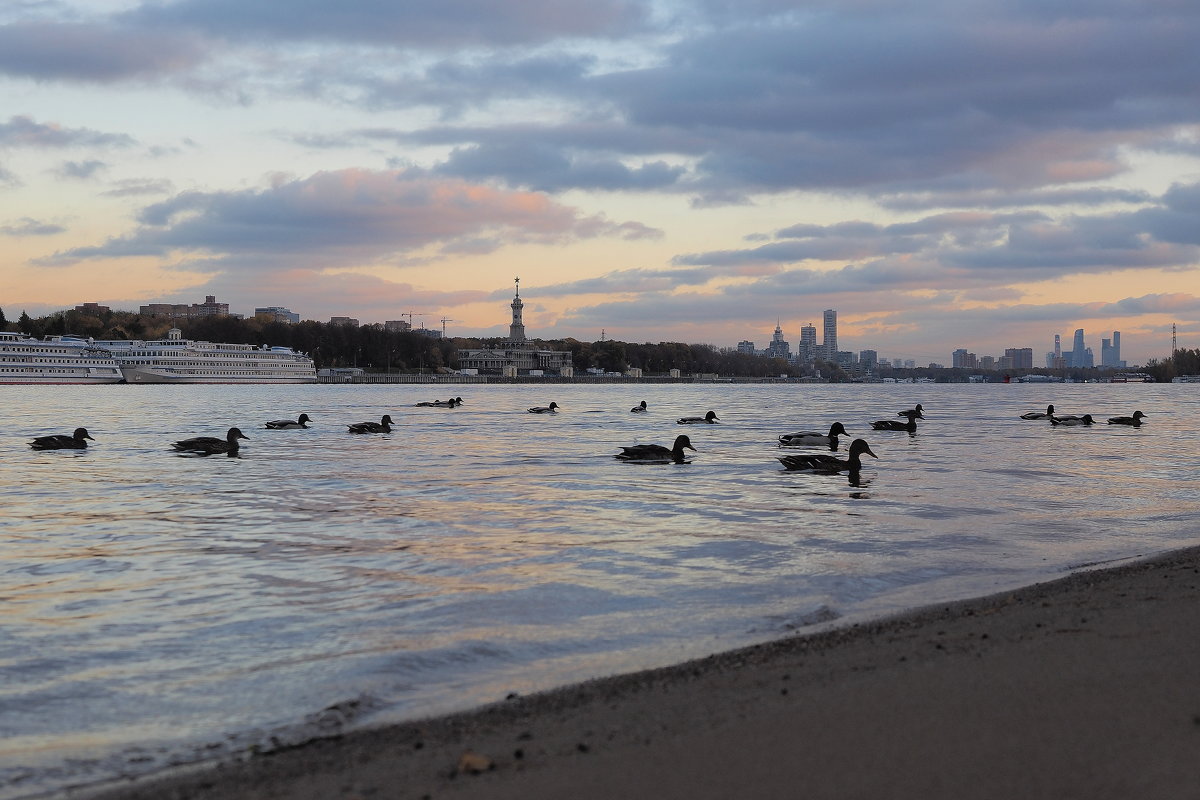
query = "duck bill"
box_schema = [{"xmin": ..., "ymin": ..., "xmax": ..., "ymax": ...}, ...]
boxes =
[{"xmin": 864, "ymin": 446, "xmax": 879, "ymax": 459}]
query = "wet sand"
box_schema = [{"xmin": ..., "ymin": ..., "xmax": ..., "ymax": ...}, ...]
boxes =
[{"xmin": 74, "ymin": 547, "xmax": 1200, "ymax": 800}]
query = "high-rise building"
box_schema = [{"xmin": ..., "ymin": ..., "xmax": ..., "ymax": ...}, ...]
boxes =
[
  {"xmin": 952, "ymin": 348, "xmax": 977, "ymax": 368},
  {"xmin": 1004, "ymin": 347, "xmax": 1034, "ymax": 369},
  {"xmin": 766, "ymin": 322, "xmax": 790, "ymax": 360},
  {"xmin": 737, "ymin": 340, "xmax": 756, "ymax": 355},
  {"xmin": 1102, "ymin": 331, "xmax": 1124, "ymax": 367},
  {"xmin": 799, "ymin": 323, "xmax": 817, "ymax": 362},
  {"xmin": 822, "ymin": 309, "xmax": 837, "ymax": 360},
  {"xmin": 1070, "ymin": 328, "xmax": 1092, "ymax": 367},
  {"xmin": 859, "ymin": 350, "xmax": 878, "ymax": 370}
]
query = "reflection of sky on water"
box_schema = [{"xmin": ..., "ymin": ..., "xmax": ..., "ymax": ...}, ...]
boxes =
[{"xmin": 1, "ymin": 383, "xmax": 1198, "ymax": 798}]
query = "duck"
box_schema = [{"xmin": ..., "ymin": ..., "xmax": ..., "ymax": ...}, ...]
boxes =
[
  {"xmin": 1107, "ymin": 410, "xmax": 1146, "ymax": 426},
  {"xmin": 265, "ymin": 413, "xmax": 312, "ymax": 429},
  {"xmin": 779, "ymin": 438, "xmax": 878, "ymax": 474},
  {"xmin": 630, "ymin": 400, "xmax": 648, "ymax": 413},
  {"xmin": 30, "ymin": 427, "xmax": 94, "ymax": 450},
  {"xmin": 778, "ymin": 422, "xmax": 848, "ymax": 450},
  {"xmin": 415, "ymin": 398, "xmax": 459, "ymax": 408},
  {"xmin": 348, "ymin": 415, "xmax": 394, "ymax": 433},
  {"xmin": 528, "ymin": 402, "xmax": 559, "ymax": 414},
  {"xmin": 172, "ymin": 427, "xmax": 248, "ymax": 455},
  {"xmin": 1020, "ymin": 404, "xmax": 1055, "ymax": 420},
  {"xmin": 615, "ymin": 434, "xmax": 696, "ymax": 463},
  {"xmin": 1050, "ymin": 414, "xmax": 1094, "ymax": 426},
  {"xmin": 898, "ymin": 403, "xmax": 924, "ymax": 418},
  {"xmin": 870, "ymin": 409, "xmax": 921, "ymax": 432},
  {"xmin": 677, "ymin": 410, "xmax": 719, "ymax": 424}
]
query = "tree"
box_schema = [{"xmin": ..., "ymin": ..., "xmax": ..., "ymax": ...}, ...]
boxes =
[
  {"xmin": 17, "ymin": 310, "xmax": 35, "ymax": 335},
  {"xmin": 0, "ymin": 307, "xmax": 7, "ymax": 328}
]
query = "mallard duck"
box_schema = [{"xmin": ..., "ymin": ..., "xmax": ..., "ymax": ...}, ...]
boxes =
[
  {"xmin": 779, "ymin": 438, "xmax": 878, "ymax": 473},
  {"xmin": 778, "ymin": 422, "xmax": 848, "ymax": 449},
  {"xmin": 1107, "ymin": 410, "xmax": 1146, "ymax": 426},
  {"xmin": 870, "ymin": 410, "xmax": 921, "ymax": 432},
  {"xmin": 30, "ymin": 427, "xmax": 94, "ymax": 450},
  {"xmin": 528, "ymin": 402, "xmax": 559, "ymax": 413},
  {"xmin": 630, "ymin": 400, "xmax": 648, "ymax": 413},
  {"xmin": 172, "ymin": 427, "xmax": 248, "ymax": 455},
  {"xmin": 1050, "ymin": 414, "xmax": 1094, "ymax": 426},
  {"xmin": 415, "ymin": 398, "xmax": 459, "ymax": 407},
  {"xmin": 1020, "ymin": 404, "xmax": 1055, "ymax": 420},
  {"xmin": 615, "ymin": 434, "xmax": 696, "ymax": 463},
  {"xmin": 898, "ymin": 403, "xmax": 924, "ymax": 418},
  {"xmin": 348, "ymin": 415, "xmax": 394, "ymax": 433},
  {"xmin": 265, "ymin": 414, "xmax": 312, "ymax": 429},
  {"xmin": 677, "ymin": 410, "xmax": 719, "ymax": 424}
]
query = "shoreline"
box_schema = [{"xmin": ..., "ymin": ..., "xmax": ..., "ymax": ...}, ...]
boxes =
[{"xmin": 62, "ymin": 544, "xmax": 1200, "ymax": 800}]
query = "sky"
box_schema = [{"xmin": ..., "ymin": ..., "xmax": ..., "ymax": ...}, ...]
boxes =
[{"xmin": 2, "ymin": 0, "xmax": 1199, "ymax": 366}]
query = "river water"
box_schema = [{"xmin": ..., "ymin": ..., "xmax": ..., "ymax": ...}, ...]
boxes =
[{"xmin": 2, "ymin": 382, "xmax": 1198, "ymax": 798}]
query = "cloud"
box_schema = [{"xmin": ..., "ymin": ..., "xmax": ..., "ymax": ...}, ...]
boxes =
[
  {"xmin": 101, "ymin": 178, "xmax": 176, "ymax": 197},
  {"xmin": 39, "ymin": 168, "xmax": 661, "ymax": 268},
  {"xmin": 1, "ymin": 217, "xmax": 66, "ymax": 236},
  {"xmin": 56, "ymin": 159, "xmax": 107, "ymax": 179},
  {"xmin": 0, "ymin": 21, "xmax": 206, "ymax": 82},
  {"xmin": 127, "ymin": 0, "xmax": 648, "ymax": 47},
  {"xmin": 0, "ymin": 115, "xmax": 136, "ymax": 148}
]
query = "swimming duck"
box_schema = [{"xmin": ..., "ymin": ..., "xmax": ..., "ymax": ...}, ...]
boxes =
[
  {"xmin": 778, "ymin": 422, "xmax": 848, "ymax": 450},
  {"xmin": 528, "ymin": 402, "xmax": 559, "ymax": 413},
  {"xmin": 779, "ymin": 438, "xmax": 878, "ymax": 474},
  {"xmin": 1050, "ymin": 414, "xmax": 1094, "ymax": 426},
  {"xmin": 677, "ymin": 410, "xmax": 719, "ymax": 424},
  {"xmin": 1020, "ymin": 404, "xmax": 1055, "ymax": 420},
  {"xmin": 348, "ymin": 415, "xmax": 394, "ymax": 433},
  {"xmin": 30, "ymin": 427, "xmax": 94, "ymax": 450},
  {"xmin": 631, "ymin": 400, "xmax": 648, "ymax": 413},
  {"xmin": 1107, "ymin": 410, "xmax": 1146, "ymax": 426},
  {"xmin": 415, "ymin": 398, "xmax": 459, "ymax": 408},
  {"xmin": 615, "ymin": 434, "xmax": 696, "ymax": 463},
  {"xmin": 870, "ymin": 410, "xmax": 921, "ymax": 432},
  {"xmin": 265, "ymin": 414, "xmax": 312, "ymax": 429},
  {"xmin": 898, "ymin": 403, "xmax": 924, "ymax": 418},
  {"xmin": 172, "ymin": 427, "xmax": 248, "ymax": 455}
]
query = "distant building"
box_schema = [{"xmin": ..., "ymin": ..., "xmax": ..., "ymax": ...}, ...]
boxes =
[
  {"xmin": 456, "ymin": 279, "xmax": 573, "ymax": 376},
  {"xmin": 799, "ymin": 323, "xmax": 817, "ymax": 363},
  {"xmin": 141, "ymin": 295, "xmax": 237, "ymax": 319},
  {"xmin": 737, "ymin": 340, "xmax": 756, "ymax": 355},
  {"xmin": 859, "ymin": 349, "xmax": 878, "ymax": 370},
  {"xmin": 384, "ymin": 320, "xmax": 413, "ymax": 333},
  {"xmin": 766, "ymin": 322, "xmax": 790, "ymax": 360},
  {"xmin": 254, "ymin": 306, "xmax": 300, "ymax": 324},
  {"xmin": 822, "ymin": 310, "xmax": 837, "ymax": 360},
  {"xmin": 74, "ymin": 302, "xmax": 110, "ymax": 316},
  {"xmin": 1004, "ymin": 347, "xmax": 1034, "ymax": 370},
  {"xmin": 1101, "ymin": 331, "xmax": 1125, "ymax": 368},
  {"xmin": 953, "ymin": 348, "xmax": 978, "ymax": 369},
  {"xmin": 330, "ymin": 316, "xmax": 360, "ymax": 327}
]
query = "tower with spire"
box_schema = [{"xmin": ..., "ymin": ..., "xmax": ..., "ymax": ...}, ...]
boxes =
[{"xmin": 508, "ymin": 277, "xmax": 526, "ymax": 344}]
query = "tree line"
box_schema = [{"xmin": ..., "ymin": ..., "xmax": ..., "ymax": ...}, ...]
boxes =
[{"xmin": 4, "ymin": 307, "xmax": 1192, "ymax": 379}]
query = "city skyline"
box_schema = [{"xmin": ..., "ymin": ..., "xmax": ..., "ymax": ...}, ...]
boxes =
[{"xmin": 4, "ymin": 1, "xmax": 1200, "ymax": 365}]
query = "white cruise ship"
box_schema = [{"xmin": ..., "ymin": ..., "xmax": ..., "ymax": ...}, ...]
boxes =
[
  {"xmin": 98, "ymin": 328, "xmax": 317, "ymax": 384},
  {"xmin": 0, "ymin": 331, "xmax": 125, "ymax": 384}
]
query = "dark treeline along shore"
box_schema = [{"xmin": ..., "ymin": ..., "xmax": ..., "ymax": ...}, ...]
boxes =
[{"xmin": 3, "ymin": 306, "xmax": 1199, "ymax": 382}]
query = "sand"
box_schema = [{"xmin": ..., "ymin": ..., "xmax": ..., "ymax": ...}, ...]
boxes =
[{"xmin": 72, "ymin": 547, "xmax": 1200, "ymax": 800}]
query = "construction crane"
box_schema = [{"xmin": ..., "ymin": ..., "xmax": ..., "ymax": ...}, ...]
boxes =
[
  {"xmin": 399, "ymin": 311, "xmax": 427, "ymax": 329},
  {"xmin": 440, "ymin": 318, "xmax": 456, "ymax": 336}
]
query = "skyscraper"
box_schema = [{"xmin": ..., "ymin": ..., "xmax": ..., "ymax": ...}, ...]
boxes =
[
  {"xmin": 766, "ymin": 322, "xmax": 790, "ymax": 360},
  {"xmin": 1070, "ymin": 328, "xmax": 1092, "ymax": 367},
  {"xmin": 799, "ymin": 323, "xmax": 817, "ymax": 362},
  {"xmin": 822, "ymin": 309, "xmax": 837, "ymax": 361}
]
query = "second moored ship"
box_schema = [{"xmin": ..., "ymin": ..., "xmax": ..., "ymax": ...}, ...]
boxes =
[{"xmin": 98, "ymin": 328, "xmax": 317, "ymax": 384}]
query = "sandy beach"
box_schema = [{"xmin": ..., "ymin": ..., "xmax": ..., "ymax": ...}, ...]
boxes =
[{"xmin": 71, "ymin": 546, "xmax": 1200, "ymax": 800}]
